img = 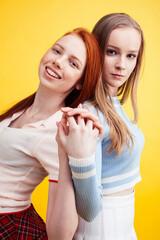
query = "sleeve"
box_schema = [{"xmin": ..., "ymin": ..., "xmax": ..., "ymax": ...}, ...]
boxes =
[
  {"xmin": 32, "ymin": 128, "xmax": 59, "ymax": 181},
  {"xmin": 68, "ymin": 105, "xmax": 105, "ymax": 222}
]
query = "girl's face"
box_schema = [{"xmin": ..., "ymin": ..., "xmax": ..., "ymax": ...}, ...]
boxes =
[
  {"xmin": 102, "ymin": 27, "xmax": 141, "ymax": 97},
  {"xmin": 38, "ymin": 34, "xmax": 87, "ymax": 95}
]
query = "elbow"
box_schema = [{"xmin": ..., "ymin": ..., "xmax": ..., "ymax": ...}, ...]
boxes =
[
  {"xmin": 47, "ymin": 232, "xmax": 74, "ymax": 240},
  {"xmin": 46, "ymin": 220, "xmax": 78, "ymax": 240}
]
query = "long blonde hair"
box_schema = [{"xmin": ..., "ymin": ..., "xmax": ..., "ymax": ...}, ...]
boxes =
[{"xmin": 92, "ymin": 13, "xmax": 144, "ymax": 155}]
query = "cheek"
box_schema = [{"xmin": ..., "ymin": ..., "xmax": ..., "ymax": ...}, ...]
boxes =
[
  {"xmin": 67, "ymin": 68, "xmax": 83, "ymax": 82},
  {"xmin": 41, "ymin": 55, "xmax": 48, "ymax": 64},
  {"xmin": 128, "ymin": 61, "xmax": 137, "ymax": 75},
  {"xmin": 103, "ymin": 61, "xmax": 110, "ymax": 77},
  {"xmin": 72, "ymin": 72, "xmax": 82, "ymax": 84},
  {"xmin": 103, "ymin": 57, "xmax": 113, "ymax": 72},
  {"xmin": 41, "ymin": 51, "xmax": 53, "ymax": 64},
  {"xmin": 38, "ymin": 61, "xmax": 43, "ymax": 75}
]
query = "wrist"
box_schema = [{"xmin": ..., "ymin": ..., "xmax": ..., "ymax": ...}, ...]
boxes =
[{"xmin": 68, "ymin": 154, "xmax": 95, "ymax": 167}]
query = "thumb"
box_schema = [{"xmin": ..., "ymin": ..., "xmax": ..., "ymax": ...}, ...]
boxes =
[
  {"xmin": 61, "ymin": 113, "xmax": 67, "ymax": 127},
  {"xmin": 57, "ymin": 122, "xmax": 67, "ymax": 148}
]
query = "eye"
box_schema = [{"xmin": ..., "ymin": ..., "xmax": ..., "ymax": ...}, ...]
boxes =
[
  {"xmin": 52, "ymin": 48, "xmax": 61, "ymax": 55},
  {"xmin": 127, "ymin": 54, "xmax": 136, "ymax": 59},
  {"xmin": 107, "ymin": 49, "xmax": 117, "ymax": 55},
  {"xmin": 69, "ymin": 60, "xmax": 78, "ymax": 68}
]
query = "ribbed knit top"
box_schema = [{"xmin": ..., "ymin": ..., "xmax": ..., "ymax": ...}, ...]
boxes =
[{"xmin": 69, "ymin": 97, "xmax": 145, "ymax": 221}]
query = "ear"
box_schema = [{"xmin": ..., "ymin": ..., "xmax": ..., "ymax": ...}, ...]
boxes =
[{"xmin": 75, "ymin": 82, "xmax": 83, "ymax": 91}]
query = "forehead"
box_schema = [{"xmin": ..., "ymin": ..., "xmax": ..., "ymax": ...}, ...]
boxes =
[
  {"xmin": 55, "ymin": 34, "xmax": 87, "ymax": 59},
  {"xmin": 107, "ymin": 27, "xmax": 141, "ymax": 51}
]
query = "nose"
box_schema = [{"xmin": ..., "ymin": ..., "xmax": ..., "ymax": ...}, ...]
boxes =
[
  {"xmin": 54, "ymin": 56, "xmax": 65, "ymax": 69},
  {"xmin": 115, "ymin": 56, "xmax": 125, "ymax": 70}
]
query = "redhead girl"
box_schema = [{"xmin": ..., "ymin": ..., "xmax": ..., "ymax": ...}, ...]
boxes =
[
  {"xmin": 0, "ymin": 28, "xmax": 102, "ymax": 240},
  {"xmin": 58, "ymin": 13, "xmax": 145, "ymax": 239}
]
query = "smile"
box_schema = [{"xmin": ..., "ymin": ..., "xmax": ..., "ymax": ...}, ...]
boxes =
[{"xmin": 46, "ymin": 67, "xmax": 61, "ymax": 79}]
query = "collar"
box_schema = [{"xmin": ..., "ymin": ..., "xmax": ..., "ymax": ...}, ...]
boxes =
[{"xmin": 10, "ymin": 109, "xmax": 62, "ymax": 128}]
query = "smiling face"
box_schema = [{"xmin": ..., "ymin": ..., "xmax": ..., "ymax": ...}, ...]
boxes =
[
  {"xmin": 102, "ymin": 27, "xmax": 141, "ymax": 97},
  {"xmin": 38, "ymin": 34, "xmax": 87, "ymax": 96}
]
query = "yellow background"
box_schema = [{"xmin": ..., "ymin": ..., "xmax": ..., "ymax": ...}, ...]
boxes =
[{"xmin": 0, "ymin": 0, "xmax": 160, "ymax": 239}]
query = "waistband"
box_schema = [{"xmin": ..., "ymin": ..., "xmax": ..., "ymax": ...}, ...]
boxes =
[
  {"xmin": 0, "ymin": 204, "xmax": 31, "ymax": 215},
  {"xmin": 102, "ymin": 190, "xmax": 135, "ymax": 208}
]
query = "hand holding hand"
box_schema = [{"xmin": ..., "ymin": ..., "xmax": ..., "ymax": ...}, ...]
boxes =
[
  {"xmin": 61, "ymin": 104, "xmax": 104, "ymax": 136},
  {"xmin": 57, "ymin": 114, "xmax": 99, "ymax": 159}
]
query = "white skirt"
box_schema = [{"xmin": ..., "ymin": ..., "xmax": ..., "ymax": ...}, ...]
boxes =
[{"xmin": 73, "ymin": 191, "xmax": 137, "ymax": 240}]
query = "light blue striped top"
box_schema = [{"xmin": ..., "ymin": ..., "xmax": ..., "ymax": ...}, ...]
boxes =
[{"xmin": 69, "ymin": 97, "xmax": 145, "ymax": 222}]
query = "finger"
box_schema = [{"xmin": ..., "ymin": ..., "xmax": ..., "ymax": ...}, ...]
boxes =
[
  {"xmin": 80, "ymin": 112, "xmax": 99, "ymax": 122},
  {"xmin": 85, "ymin": 118, "xmax": 93, "ymax": 130},
  {"xmin": 93, "ymin": 127, "xmax": 99, "ymax": 138},
  {"xmin": 67, "ymin": 116, "xmax": 78, "ymax": 128},
  {"xmin": 93, "ymin": 122, "xmax": 104, "ymax": 136},
  {"xmin": 61, "ymin": 104, "xmax": 83, "ymax": 113},
  {"xmin": 77, "ymin": 103, "xmax": 83, "ymax": 108},
  {"xmin": 56, "ymin": 122, "xmax": 67, "ymax": 146},
  {"xmin": 60, "ymin": 113, "xmax": 67, "ymax": 126},
  {"xmin": 61, "ymin": 107, "xmax": 74, "ymax": 113},
  {"xmin": 60, "ymin": 113, "xmax": 69, "ymax": 135},
  {"xmin": 67, "ymin": 108, "xmax": 89, "ymax": 116},
  {"xmin": 76, "ymin": 103, "xmax": 84, "ymax": 125},
  {"xmin": 79, "ymin": 112, "xmax": 103, "ymax": 135},
  {"xmin": 63, "ymin": 125, "xmax": 69, "ymax": 135},
  {"xmin": 77, "ymin": 114, "xmax": 85, "ymax": 126}
]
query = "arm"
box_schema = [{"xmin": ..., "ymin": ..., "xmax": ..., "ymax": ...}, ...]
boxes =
[
  {"xmin": 46, "ymin": 141, "xmax": 78, "ymax": 240},
  {"xmin": 58, "ymin": 112, "xmax": 103, "ymax": 222},
  {"xmin": 68, "ymin": 153, "xmax": 103, "ymax": 222}
]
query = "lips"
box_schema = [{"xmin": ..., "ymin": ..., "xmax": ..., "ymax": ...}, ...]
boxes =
[
  {"xmin": 111, "ymin": 73, "xmax": 124, "ymax": 79},
  {"xmin": 46, "ymin": 67, "xmax": 61, "ymax": 79}
]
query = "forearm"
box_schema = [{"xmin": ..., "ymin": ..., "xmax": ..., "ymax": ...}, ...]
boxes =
[
  {"xmin": 46, "ymin": 154, "xmax": 78, "ymax": 240},
  {"xmin": 69, "ymin": 154, "xmax": 103, "ymax": 222},
  {"xmin": 56, "ymin": 109, "xmax": 103, "ymax": 223}
]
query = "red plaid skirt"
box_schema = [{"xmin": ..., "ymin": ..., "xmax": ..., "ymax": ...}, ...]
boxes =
[{"xmin": 0, "ymin": 204, "xmax": 48, "ymax": 239}]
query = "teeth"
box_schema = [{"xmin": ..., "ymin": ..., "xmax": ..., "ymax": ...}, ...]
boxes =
[{"xmin": 46, "ymin": 68, "xmax": 60, "ymax": 79}]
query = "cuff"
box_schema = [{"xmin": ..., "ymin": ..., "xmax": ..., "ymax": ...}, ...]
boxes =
[
  {"xmin": 68, "ymin": 154, "xmax": 95, "ymax": 167},
  {"xmin": 69, "ymin": 154, "xmax": 96, "ymax": 180}
]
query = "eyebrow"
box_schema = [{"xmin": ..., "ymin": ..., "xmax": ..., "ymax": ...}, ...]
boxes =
[
  {"xmin": 54, "ymin": 43, "xmax": 82, "ymax": 66},
  {"xmin": 107, "ymin": 44, "xmax": 139, "ymax": 53},
  {"xmin": 54, "ymin": 43, "xmax": 64, "ymax": 50}
]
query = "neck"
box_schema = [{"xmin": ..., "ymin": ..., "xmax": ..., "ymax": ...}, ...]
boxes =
[
  {"xmin": 108, "ymin": 86, "xmax": 118, "ymax": 97},
  {"xmin": 28, "ymin": 85, "xmax": 65, "ymax": 120}
]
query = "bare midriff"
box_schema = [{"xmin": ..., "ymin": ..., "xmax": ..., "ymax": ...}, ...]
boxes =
[{"xmin": 103, "ymin": 187, "xmax": 134, "ymax": 197}]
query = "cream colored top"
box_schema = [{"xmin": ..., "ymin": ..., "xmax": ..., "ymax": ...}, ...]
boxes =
[{"xmin": 0, "ymin": 110, "xmax": 62, "ymax": 213}]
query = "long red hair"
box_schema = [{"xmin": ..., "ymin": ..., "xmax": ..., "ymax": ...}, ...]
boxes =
[{"xmin": 0, "ymin": 28, "xmax": 101, "ymax": 122}]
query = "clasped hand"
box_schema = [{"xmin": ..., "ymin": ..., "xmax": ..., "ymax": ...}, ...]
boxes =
[{"xmin": 56, "ymin": 104, "xmax": 103, "ymax": 159}]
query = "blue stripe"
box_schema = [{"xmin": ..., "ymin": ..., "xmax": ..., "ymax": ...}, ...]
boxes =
[
  {"xmin": 70, "ymin": 163, "xmax": 95, "ymax": 173},
  {"xmin": 102, "ymin": 172, "xmax": 140, "ymax": 189}
]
